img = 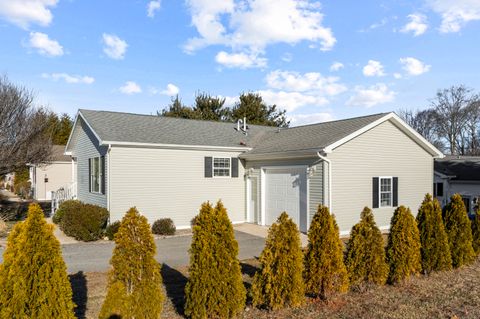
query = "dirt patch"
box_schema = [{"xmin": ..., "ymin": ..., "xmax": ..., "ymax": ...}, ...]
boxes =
[{"xmin": 75, "ymin": 257, "xmax": 480, "ymax": 319}]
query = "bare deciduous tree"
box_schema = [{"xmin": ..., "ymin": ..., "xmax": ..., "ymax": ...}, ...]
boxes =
[
  {"xmin": 0, "ymin": 76, "xmax": 53, "ymax": 175},
  {"xmin": 398, "ymin": 108, "xmax": 443, "ymax": 150}
]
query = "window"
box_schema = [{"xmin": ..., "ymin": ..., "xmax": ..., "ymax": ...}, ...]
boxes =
[
  {"xmin": 434, "ymin": 182, "xmax": 444, "ymax": 197},
  {"xmin": 379, "ymin": 177, "xmax": 392, "ymax": 207},
  {"xmin": 213, "ymin": 157, "xmax": 231, "ymax": 177},
  {"xmin": 89, "ymin": 157, "xmax": 104, "ymax": 193}
]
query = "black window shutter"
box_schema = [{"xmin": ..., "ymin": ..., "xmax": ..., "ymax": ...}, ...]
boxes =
[
  {"xmin": 204, "ymin": 157, "xmax": 213, "ymax": 178},
  {"xmin": 393, "ymin": 177, "xmax": 398, "ymax": 207},
  {"xmin": 231, "ymin": 158, "xmax": 239, "ymax": 178},
  {"xmin": 372, "ymin": 177, "xmax": 379, "ymax": 208},
  {"xmin": 88, "ymin": 158, "xmax": 92, "ymax": 192},
  {"xmin": 101, "ymin": 156, "xmax": 106, "ymax": 195}
]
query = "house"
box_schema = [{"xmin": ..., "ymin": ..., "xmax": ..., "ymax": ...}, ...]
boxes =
[
  {"xmin": 434, "ymin": 156, "xmax": 480, "ymax": 215},
  {"xmin": 29, "ymin": 145, "xmax": 74, "ymax": 201},
  {"xmin": 64, "ymin": 109, "xmax": 443, "ymax": 234}
]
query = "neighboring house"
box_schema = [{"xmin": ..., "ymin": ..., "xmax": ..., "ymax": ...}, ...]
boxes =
[
  {"xmin": 1, "ymin": 172, "xmax": 15, "ymax": 191},
  {"xmin": 434, "ymin": 156, "xmax": 480, "ymax": 215},
  {"xmin": 64, "ymin": 109, "xmax": 443, "ymax": 234},
  {"xmin": 29, "ymin": 145, "xmax": 74, "ymax": 200}
]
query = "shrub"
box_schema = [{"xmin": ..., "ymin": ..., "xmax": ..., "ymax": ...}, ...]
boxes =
[
  {"xmin": 416, "ymin": 194, "xmax": 452, "ymax": 273},
  {"xmin": 99, "ymin": 207, "xmax": 163, "ymax": 319},
  {"xmin": 152, "ymin": 218, "xmax": 176, "ymax": 235},
  {"xmin": 386, "ymin": 206, "xmax": 422, "ymax": 284},
  {"xmin": 60, "ymin": 201, "xmax": 109, "ymax": 241},
  {"xmin": 304, "ymin": 205, "xmax": 349, "ymax": 299},
  {"xmin": 345, "ymin": 207, "xmax": 388, "ymax": 288},
  {"xmin": 472, "ymin": 211, "xmax": 480, "ymax": 255},
  {"xmin": 105, "ymin": 221, "xmax": 121, "ymax": 240},
  {"xmin": 53, "ymin": 200, "xmax": 82, "ymax": 224},
  {"xmin": 185, "ymin": 201, "xmax": 246, "ymax": 318},
  {"xmin": 0, "ymin": 203, "xmax": 75, "ymax": 318},
  {"xmin": 251, "ymin": 212, "xmax": 305, "ymax": 310},
  {"xmin": 0, "ymin": 218, "xmax": 7, "ymax": 237},
  {"xmin": 443, "ymin": 194, "xmax": 476, "ymax": 268}
]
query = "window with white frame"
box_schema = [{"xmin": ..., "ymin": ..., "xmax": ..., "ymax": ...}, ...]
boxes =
[
  {"xmin": 213, "ymin": 157, "xmax": 231, "ymax": 177},
  {"xmin": 89, "ymin": 157, "xmax": 103, "ymax": 193},
  {"xmin": 380, "ymin": 177, "xmax": 392, "ymax": 207}
]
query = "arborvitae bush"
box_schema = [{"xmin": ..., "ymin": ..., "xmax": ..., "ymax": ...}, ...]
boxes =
[
  {"xmin": 416, "ymin": 194, "xmax": 452, "ymax": 273},
  {"xmin": 105, "ymin": 221, "xmax": 121, "ymax": 240},
  {"xmin": 0, "ymin": 203, "xmax": 75, "ymax": 318},
  {"xmin": 304, "ymin": 205, "xmax": 349, "ymax": 299},
  {"xmin": 99, "ymin": 207, "xmax": 164, "ymax": 319},
  {"xmin": 443, "ymin": 194, "xmax": 476, "ymax": 268},
  {"xmin": 184, "ymin": 201, "xmax": 246, "ymax": 319},
  {"xmin": 345, "ymin": 207, "xmax": 388, "ymax": 288},
  {"xmin": 251, "ymin": 212, "xmax": 305, "ymax": 310},
  {"xmin": 386, "ymin": 206, "xmax": 422, "ymax": 284},
  {"xmin": 472, "ymin": 210, "xmax": 480, "ymax": 255}
]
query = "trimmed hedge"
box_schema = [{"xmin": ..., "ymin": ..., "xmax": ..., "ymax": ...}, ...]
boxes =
[
  {"xmin": 105, "ymin": 221, "xmax": 121, "ymax": 241},
  {"xmin": 152, "ymin": 218, "xmax": 176, "ymax": 236},
  {"xmin": 53, "ymin": 200, "xmax": 82, "ymax": 224},
  {"xmin": 59, "ymin": 201, "xmax": 109, "ymax": 241}
]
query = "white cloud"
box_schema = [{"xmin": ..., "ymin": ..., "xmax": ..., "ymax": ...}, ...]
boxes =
[
  {"xmin": 147, "ymin": 0, "xmax": 161, "ymax": 18},
  {"xmin": 401, "ymin": 13, "xmax": 428, "ymax": 36},
  {"xmin": 400, "ymin": 57, "xmax": 431, "ymax": 75},
  {"xmin": 102, "ymin": 33, "xmax": 128, "ymax": 60},
  {"xmin": 289, "ymin": 112, "xmax": 334, "ymax": 126},
  {"xmin": 184, "ymin": 0, "xmax": 336, "ymax": 62},
  {"xmin": 426, "ymin": 0, "xmax": 480, "ymax": 33},
  {"xmin": 393, "ymin": 72, "xmax": 403, "ymax": 79},
  {"xmin": 330, "ymin": 61, "xmax": 344, "ymax": 72},
  {"xmin": 28, "ymin": 32, "xmax": 63, "ymax": 56},
  {"xmin": 0, "ymin": 0, "xmax": 58, "ymax": 29},
  {"xmin": 151, "ymin": 83, "xmax": 180, "ymax": 96},
  {"xmin": 359, "ymin": 18, "xmax": 388, "ymax": 32},
  {"xmin": 215, "ymin": 51, "xmax": 267, "ymax": 68},
  {"xmin": 259, "ymin": 90, "xmax": 329, "ymax": 112},
  {"xmin": 346, "ymin": 83, "xmax": 396, "ymax": 108},
  {"xmin": 119, "ymin": 81, "xmax": 142, "ymax": 95},
  {"xmin": 266, "ymin": 70, "xmax": 347, "ymax": 95},
  {"xmin": 362, "ymin": 60, "xmax": 385, "ymax": 77},
  {"xmin": 42, "ymin": 73, "xmax": 94, "ymax": 84}
]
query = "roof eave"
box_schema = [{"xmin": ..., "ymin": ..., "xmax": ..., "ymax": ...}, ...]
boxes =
[
  {"xmin": 102, "ymin": 140, "xmax": 252, "ymax": 152},
  {"xmin": 240, "ymin": 149, "xmax": 319, "ymax": 160}
]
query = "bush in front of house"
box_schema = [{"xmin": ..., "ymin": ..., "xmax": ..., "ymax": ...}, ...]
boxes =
[
  {"xmin": 443, "ymin": 194, "xmax": 476, "ymax": 268},
  {"xmin": 345, "ymin": 207, "xmax": 388, "ymax": 288},
  {"xmin": 0, "ymin": 203, "xmax": 75, "ymax": 318},
  {"xmin": 99, "ymin": 207, "xmax": 164, "ymax": 319},
  {"xmin": 53, "ymin": 200, "xmax": 82, "ymax": 224},
  {"xmin": 304, "ymin": 205, "xmax": 349, "ymax": 300},
  {"xmin": 185, "ymin": 201, "xmax": 246, "ymax": 319},
  {"xmin": 251, "ymin": 212, "xmax": 305, "ymax": 310},
  {"xmin": 60, "ymin": 201, "xmax": 109, "ymax": 241},
  {"xmin": 386, "ymin": 206, "xmax": 422, "ymax": 284},
  {"xmin": 416, "ymin": 194, "xmax": 452, "ymax": 273},
  {"xmin": 151, "ymin": 218, "xmax": 176, "ymax": 236},
  {"xmin": 105, "ymin": 221, "xmax": 121, "ymax": 240},
  {"xmin": 472, "ymin": 210, "xmax": 480, "ymax": 255}
]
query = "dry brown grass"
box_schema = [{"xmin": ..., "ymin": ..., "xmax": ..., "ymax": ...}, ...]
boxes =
[{"xmin": 74, "ymin": 257, "xmax": 480, "ymax": 319}]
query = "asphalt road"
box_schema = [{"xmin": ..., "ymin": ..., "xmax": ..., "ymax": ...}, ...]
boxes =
[{"xmin": 0, "ymin": 230, "xmax": 265, "ymax": 273}]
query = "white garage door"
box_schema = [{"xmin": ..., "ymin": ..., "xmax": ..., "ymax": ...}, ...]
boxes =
[{"xmin": 265, "ymin": 167, "xmax": 307, "ymax": 232}]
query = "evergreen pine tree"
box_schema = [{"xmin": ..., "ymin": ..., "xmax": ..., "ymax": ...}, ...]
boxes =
[
  {"xmin": 0, "ymin": 203, "xmax": 75, "ymax": 318},
  {"xmin": 184, "ymin": 201, "xmax": 246, "ymax": 319},
  {"xmin": 472, "ymin": 210, "xmax": 480, "ymax": 255},
  {"xmin": 304, "ymin": 205, "xmax": 349, "ymax": 299},
  {"xmin": 443, "ymin": 194, "xmax": 476, "ymax": 268},
  {"xmin": 345, "ymin": 207, "xmax": 388, "ymax": 288},
  {"xmin": 99, "ymin": 207, "xmax": 164, "ymax": 319},
  {"xmin": 416, "ymin": 194, "xmax": 452, "ymax": 273},
  {"xmin": 251, "ymin": 212, "xmax": 305, "ymax": 310},
  {"xmin": 386, "ymin": 206, "xmax": 422, "ymax": 284}
]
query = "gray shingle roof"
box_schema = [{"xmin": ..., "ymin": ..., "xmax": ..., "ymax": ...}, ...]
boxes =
[
  {"xmin": 79, "ymin": 109, "xmax": 275, "ymax": 149},
  {"xmin": 78, "ymin": 109, "xmax": 389, "ymax": 155},
  {"xmin": 435, "ymin": 157, "xmax": 480, "ymax": 181},
  {"xmin": 244, "ymin": 112, "xmax": 389, "ymax": 156},
  {"xmin": 52, "ymin": 145, "xmax": 71, "ymax": 162}
]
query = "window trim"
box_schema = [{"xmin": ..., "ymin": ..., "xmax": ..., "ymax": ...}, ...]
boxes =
[
  {"xmin": 212, "ymin": 157, "xmax": 231, "ymax": 178},
  {"xmin": 379, "ymin": 176, "xmax": 393, "ymax": 208},
  {"xmin": 89, "ymin": 156, "xmax": 103, "ymax": 194}
]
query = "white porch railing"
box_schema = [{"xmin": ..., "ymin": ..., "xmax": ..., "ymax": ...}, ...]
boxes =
[{"xmin": 51, "ymin": 182, "xmax": 77, "ymax": 214}]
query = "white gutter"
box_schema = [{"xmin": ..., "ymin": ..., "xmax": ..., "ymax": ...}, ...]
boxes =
[{"xmin": 317, "ymin": 151, "xmax": 332, "ymax": 212}]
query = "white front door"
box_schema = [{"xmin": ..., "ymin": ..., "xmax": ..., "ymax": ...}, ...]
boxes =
[{"xmin": 264, "ymin": 167, "xmax": 307, "ymax": 232}]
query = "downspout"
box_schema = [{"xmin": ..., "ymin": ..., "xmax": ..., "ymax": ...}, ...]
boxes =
[
  {"xmin": 317, "ymin": 151, "xmax": 332, "ymax": 212},
  {"xmin": 107, "ymin": 144, "xmax": 112, "ymax": 215}
]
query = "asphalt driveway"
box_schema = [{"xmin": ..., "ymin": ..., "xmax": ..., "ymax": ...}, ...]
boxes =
[{"xmin": 0, "ymin": 230, "xmax": 265, "ymax": 273}]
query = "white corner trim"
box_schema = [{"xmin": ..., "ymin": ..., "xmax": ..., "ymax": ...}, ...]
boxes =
[
  {"xmin": 323, "ymin": 112, "xmax": 444, "ymax": 158},
  {"xmin": 66, "ymin": 111, "xmax": 104, "ymax": 153}
]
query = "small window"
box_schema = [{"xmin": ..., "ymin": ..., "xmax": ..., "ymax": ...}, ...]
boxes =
[
  {"xmin": 435, "ymin": 182, "xmax": 444, "ymax": 197},
  {"xmin": 213, "ymin": 157, "xmax": 231, "ymax": 177},
  {"xmin": 89, "ymin": 157, "xmax": 103, "ymax": 193},
  {"xmin": 379, "ymin": 177, "xmax": 392, "ymax": 207}
]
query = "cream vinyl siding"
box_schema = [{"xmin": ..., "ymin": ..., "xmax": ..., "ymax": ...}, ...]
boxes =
[
  {"xmin": 328, "ymin": 120, "xmax": 433, "ymax": 233},
  {"xmin": 109, "ymin": 147, "xmax": 246, "ymax": 227},
  {"xmin": 32, "ymin": 162, "xmax": 72, "ymax": 200}
]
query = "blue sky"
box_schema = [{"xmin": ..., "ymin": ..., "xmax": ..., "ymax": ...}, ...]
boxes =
[{"xmin": 0, "ymin": 0, "xmax": 479, "ymax": 126}]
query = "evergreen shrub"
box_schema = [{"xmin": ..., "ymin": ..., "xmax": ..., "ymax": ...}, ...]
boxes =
[
  {"xmin": 105, "ymin": 221, "xmax": 121, "ymax": 240},
  {"xmin": 152, "ymin": 218, "xmax": 176, "ymax": 235},
  {"xmin": 60, "ymin": 201, "xmax": 109, "ymax": 241}
]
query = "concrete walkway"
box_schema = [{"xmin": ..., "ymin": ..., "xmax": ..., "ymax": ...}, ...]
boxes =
[{"xmin": 235, "ymin": 223, "xmax": 309, "ymax": 247}]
